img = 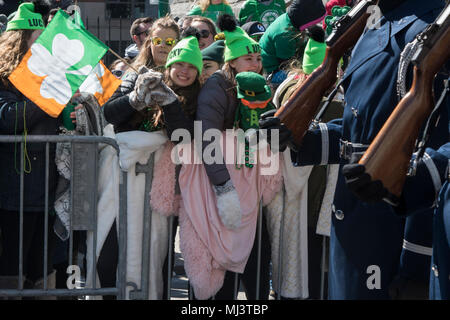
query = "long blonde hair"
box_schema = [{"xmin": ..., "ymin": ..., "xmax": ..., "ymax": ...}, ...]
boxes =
[
  {"xmin": 0, "ymin": 30, "xmax": 34, "ymax": 88},
  {"xmin": 131, "ymin": 16, "xmax": 180, "ymax": 71},
  {"xmin": 198, "ymin": 0, "xmax": 230, "ymax": 12}
]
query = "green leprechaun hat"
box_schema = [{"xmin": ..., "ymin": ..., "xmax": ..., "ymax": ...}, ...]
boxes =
[
  {"xmin": 217, "ymin": 14, "xmax": 260, "ymax": 62},
  {"xmin": 236, "ymin": 72, "xmax": 272, "ymax": 102},
  {"xmin": 6, "ymin": 1, "xmax": 51, "ymax": 31}
]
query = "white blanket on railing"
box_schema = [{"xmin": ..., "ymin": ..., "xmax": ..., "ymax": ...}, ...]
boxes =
[
  {"xmin": 85, "ymin": 125, "xmax": 170, "ymax": 300},
  {"xmin": 266, "ymin": 149, "xmax": 339, "ymax": 299}
]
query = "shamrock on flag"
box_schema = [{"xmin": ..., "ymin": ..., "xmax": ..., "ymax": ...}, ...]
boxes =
[{"xmin": 9, "ymin": 10, "xmax": 108, "ymax": 117}]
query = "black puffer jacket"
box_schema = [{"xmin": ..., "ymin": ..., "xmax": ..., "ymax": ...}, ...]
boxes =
[{"xmin": 0, "ymin": 83, "xmax": 60, "ymax": 212}]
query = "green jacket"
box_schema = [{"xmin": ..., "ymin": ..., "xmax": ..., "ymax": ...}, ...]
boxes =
[
  {"xmin": 187, "ymin": 4, "xmax": 235, "ymax": 23},
  {"xmin": 259, "ymin": 13, "xmax": 306, "ymax": 73},
  {"xmin": 238, "ymin": 0, "xmax": 286, "ymax": 28}
]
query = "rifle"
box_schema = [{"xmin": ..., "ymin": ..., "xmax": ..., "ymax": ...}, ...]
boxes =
[
  {"xmin": 359, "ymin": 4, "xmax": 450, "ymax": 202},
  {"xmin": 274, "ymin": 0, "xmax": 378, "ymax": 145}
]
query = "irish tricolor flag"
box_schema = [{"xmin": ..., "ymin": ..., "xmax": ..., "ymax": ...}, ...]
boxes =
[
  {"xmin": 9, "ymin": 10, "xmax": 109, "ymax": 117},
  {"xmin": 79, "ymin": 60, "xmax": 122, "ymax": 106}
]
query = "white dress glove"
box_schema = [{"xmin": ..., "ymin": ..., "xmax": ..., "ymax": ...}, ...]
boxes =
[{"xmin": 213, "ymin": 179, "xmax": 242, "ymax": 230}]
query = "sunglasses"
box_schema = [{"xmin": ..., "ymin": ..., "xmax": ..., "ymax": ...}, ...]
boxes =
[
  {"xmin": 150, "ymin": 37, "xmax": 177, "ymax": 46},
  {"xmin": 135, "ymin": 29, "xmax": 150, "ymax": 37},
  {"xmin": 198, "ymin": 29, "xmax": 211, "ymax": 39},
  {"xmin": 111, "ymin": 69, "xmax": 123, "ymax": 78}
]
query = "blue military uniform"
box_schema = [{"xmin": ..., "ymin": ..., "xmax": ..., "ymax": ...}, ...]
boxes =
[
  {"xmin": 291, "ymin": 0, "xmax": 448, "ymax": 299},
  {"xmin": 431, "ymin": 165, "xmax": 450, "ymax": 300},
  {"xmin": 401, "ymin": 142, "xmax": 450, "ymax": 300}
]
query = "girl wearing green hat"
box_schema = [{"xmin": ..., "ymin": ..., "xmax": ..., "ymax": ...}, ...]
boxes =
[
  {"xmin": 99, "ymin": 26, "xmax": 203, "ymax": 299},
  {"xmin": 200, "ymin": 39, "xmax": 225, "ymax": 83},
  {"xmin": 194, "ymin": 13, "xmax": 271, "ymax": 300},
  {"xmin": 0, "ymin": 0, "xmax": 61, "ymax": 296},
  {"xmin": 161, "ymin": 28, "xmax": 203, "ymax": 132}
]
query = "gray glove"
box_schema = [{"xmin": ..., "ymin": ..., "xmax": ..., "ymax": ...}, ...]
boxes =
[
  {"xmin": 144, "ymin": 81, "xmax": 178, "ymax": 107},
  {"xmin": 0, "ymin": 14, "xmax": 7, "ymax": 34},
  {"xmin": 70, "ymin": 93, "xmax": 102, "ymax": 135},
  {"xmin": 128, "ymin": 66, "xmax": 163, "ymax": 110},
  {"xmin": 213, "ymin": 179, "xmax": 242, "ymax": 230}
]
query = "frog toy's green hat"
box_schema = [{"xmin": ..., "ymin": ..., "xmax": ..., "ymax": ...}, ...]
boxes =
[
  {"xmin": 6, "ymin": 1, "xmax": 51, "ymax": 31},
  {"xmin": 236, "ymin": 71, "xmax": 272, "ymax": 102},
  {"xmin": 217, "ymin": 14, "xmax": 260, "ymax": 62}
]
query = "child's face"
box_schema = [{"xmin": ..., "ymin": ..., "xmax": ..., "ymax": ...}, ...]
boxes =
[
  {"xmin": 201, "ymin": 60, "xmax": 220, "ymax": 83},
  {"xmin": 169, "ymin": 62, "xmax": 198, "ymax": 87},
  {"xmin": 230, "ymin": 53, "xmax": 262, "ymax": 74}
]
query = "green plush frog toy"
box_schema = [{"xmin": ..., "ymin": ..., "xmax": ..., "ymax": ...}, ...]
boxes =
[{"xmin": 234, "ymin": 71, "xmax": 275, "ymax": 169}]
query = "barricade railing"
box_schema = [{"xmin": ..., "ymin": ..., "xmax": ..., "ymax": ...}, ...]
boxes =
[
  {"xmin": 0, "ymin": 135, "xmax": 127, "ymax": 299},
  {"xmin": 0, "ymin": 135, "xmax": 327, "ymax": 300}
]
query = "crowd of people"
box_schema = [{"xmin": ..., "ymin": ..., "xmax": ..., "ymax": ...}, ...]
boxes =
[{"xmin": 0, "ymin": 0, "xmax": 449, "ymax": 301}]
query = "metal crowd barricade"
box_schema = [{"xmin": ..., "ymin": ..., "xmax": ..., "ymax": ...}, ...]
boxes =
[
  {"xmin": 127, "ymin": 152, "xmax": 154, "ymax": 300},
  {"xmin": 0, "ymin": 135, "xmax": 127, "ymax": 299},
  {"xmin": 0, "ymin": 134, "xmax": 325, "ymax": 300}
]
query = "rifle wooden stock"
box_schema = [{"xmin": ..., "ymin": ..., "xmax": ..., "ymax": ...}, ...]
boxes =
[
  {"xmin": 360, "ymin": 9, "xmax": 450, "ymax": 198},
  {"xmin": 275, "ymin": 1, "xmax": 375, "ymax": 146}
]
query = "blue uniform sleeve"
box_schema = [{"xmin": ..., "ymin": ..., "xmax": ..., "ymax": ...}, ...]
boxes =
[
  {"xmin": 400, "ymin": 143, "xmax": 450, "ymax": 215},
  {"xmin": 398, "ymin": 73, "xmax": 450, "ymax": 216},
  {"xmin": 291, "ymin": 118, "xmax": 343, "ymax": 166}
]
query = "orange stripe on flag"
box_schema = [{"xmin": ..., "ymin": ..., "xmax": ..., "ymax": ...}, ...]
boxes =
[
  {"xmin": 8, "ymin": 50, "xmax": 66, "ymax": 118},
  {"xmin": 94, "ymin": 61, "xmax": 122, "ymax": 106}
]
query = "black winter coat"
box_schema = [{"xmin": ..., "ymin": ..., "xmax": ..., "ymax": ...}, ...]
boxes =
[{"xmin": 0, "ymin": 83, "xmax": 60, "ymax": 212}]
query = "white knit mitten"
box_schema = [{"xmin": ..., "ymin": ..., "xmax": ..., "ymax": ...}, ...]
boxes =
[{"xmin": 213, "ymin": 179, "xmax": 242, "ymax": 230}]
